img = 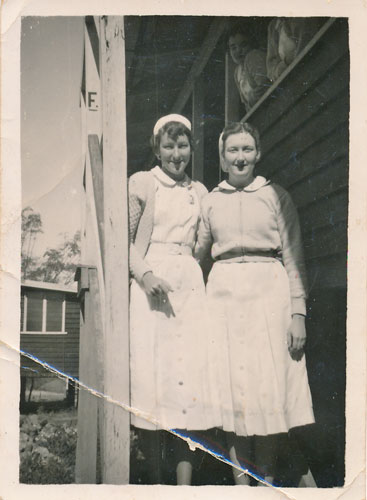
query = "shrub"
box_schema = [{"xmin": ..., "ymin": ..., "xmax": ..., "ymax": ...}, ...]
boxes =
[
  {"xmin": 20, "ymin": 412, "xmax": 76, "ymax": 484},
  {"xmin": 20, "ymin": 411, "xmax": 146, "ymax": 484}
]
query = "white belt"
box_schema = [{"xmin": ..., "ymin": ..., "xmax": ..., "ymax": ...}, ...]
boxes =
[{"xmin": 148, "ymin": 242, "xmax": 193, "ymax": 256}]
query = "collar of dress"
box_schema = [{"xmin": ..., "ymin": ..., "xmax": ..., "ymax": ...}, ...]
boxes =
[
  {"xmin": 152, "ymin": 165, "xmax": 192, "ymax": 188},
  {"xmin": 216, "ymin": 176, "xmax": 270, "ymax": 193}
]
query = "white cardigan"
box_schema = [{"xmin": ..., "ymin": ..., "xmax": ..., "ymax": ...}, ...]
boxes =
[{"xmin": 128, "ymin": 167, "xmax": 207, "ymax": 282}]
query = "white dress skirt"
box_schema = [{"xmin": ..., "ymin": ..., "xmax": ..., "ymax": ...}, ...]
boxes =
[
  {"xmin": 206, "ymin": 259, "xmax": 315, "ymax": 437},
  {"xmin": 129, "ymin": 168, "xmax": 221, "ymax": 431}
]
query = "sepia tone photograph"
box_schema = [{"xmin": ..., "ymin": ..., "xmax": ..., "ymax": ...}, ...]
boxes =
[
  {"xmin": 18, "ymin": 13, "xmax": 348, "ymax": 487},
  {"xmin": 1, "ymin": 2, "xmax": 366, "ymax": 499}
]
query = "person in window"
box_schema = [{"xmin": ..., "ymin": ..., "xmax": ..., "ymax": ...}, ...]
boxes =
[
  {"xmin": 228, "ymin": 23, "xmax": 271, "ymax": 113},
  {"xmin": 267, "ymin": 17, "xmax": 325, "ymax": 82},
  {"xmin": 128, "ymin": 114, "xmax": 221, "ymax": 485},
  {"xmin": 195, "ymin": 121, "xmax": 314, "ymax": 485}
]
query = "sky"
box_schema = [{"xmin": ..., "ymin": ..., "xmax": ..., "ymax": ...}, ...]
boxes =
[{"xmin": 21, "ymin": 16, "xmax": 84, "ymax": 257}]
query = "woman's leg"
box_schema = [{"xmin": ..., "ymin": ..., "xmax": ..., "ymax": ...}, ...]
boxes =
[
  {"xmin": 227, "ymin": 433, "xmax": 252, "ymax": 485},
  {"xmin": 176, "ymin": 460, "xmax": 193, "ymax": 485},
  {"xmin": 253, "ymin": 434, "xmax": 286, "ymax": 485},
  {"xmin": 229, "ymin": 446, "xmax": 251, "ymax": 485},
  {"xmin": 167, "ymin": 431, "xmax": 196, "ymax": 485}
]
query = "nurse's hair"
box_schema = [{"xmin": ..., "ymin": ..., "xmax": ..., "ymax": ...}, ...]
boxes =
[
  {"xmin": 219, "ymin": 121, "xmax": 261, "ymax": 155},
  {"xmin": 226, "ymin": 20, "xmax": 258, "ymax": 48},
  {"xmin": 150, "ymin": 115, "xmax": 193, "ymax": 155}
]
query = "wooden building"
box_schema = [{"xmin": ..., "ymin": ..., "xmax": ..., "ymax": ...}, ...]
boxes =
[
  {"xmin": 20, "ymin": 280, "xmax": 80, "ymax": 404},
  {"xmin": 77, "ymin": 16, "xmax": 349, "ymax": 486},
  {"xmin": 124, "ymin": 16, "xmax": 348, "ymax": 486}
]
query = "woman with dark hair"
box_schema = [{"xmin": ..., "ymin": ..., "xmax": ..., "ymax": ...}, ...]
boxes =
[
  {"xmin": 196, "ymin": 121, "xmax": 314, "ymax": 485},
  {"xmin": 129, "ymin": 114, "xmax": 220, "ymax": 485},
  {"xmin": 227, "ymin": 23, "xmax": 270, "ymax": 112}
]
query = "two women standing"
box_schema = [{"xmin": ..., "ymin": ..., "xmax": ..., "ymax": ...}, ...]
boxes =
[{"xmin": 128, "ymin": 114, "xmax": 314, "ymax": 485}]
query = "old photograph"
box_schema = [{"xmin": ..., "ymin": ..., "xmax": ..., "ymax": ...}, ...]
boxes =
[{"xmin": 1, "ymin": 2, "xmax": 366, "ymax": 499}]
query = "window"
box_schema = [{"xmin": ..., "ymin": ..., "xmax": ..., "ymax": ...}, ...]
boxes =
[{"xmin": 21, "ymin": 289, "xmax": 66, "ymax": 334}]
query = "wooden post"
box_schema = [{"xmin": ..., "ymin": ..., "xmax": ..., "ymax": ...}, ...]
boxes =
[
  {"xmin": 171, "ymin": 18, "xmax": 228, "ymax": 113},
  {"xmin": 100, "ymin": 16, "xmax": 130, "ymax": 484},
  {"xmin": 225, "ymin": 51, "xmax": 240, "ymax": 124},
  {"xmin": 192, "ymin": 75, "xmax": 205, "ymax": 183},
  {"xmin": 222, "ymin": 51, "xmax": 241, "ymax": 184},
  {"xmin": 88, "ymin": 135, "xmax": 105, "ymax": 269},
  {"xmin": 75, "ymin": 266, "xmax": 102, "ymax": 483},
  {"xmin": 80, "ymin": 16, "xmax": 103, "ymax": 273},
  {"xmin": 148, "ymin": 18, "xmax": 229, "ymax": 166},
  {"xmin": 78, "ymin": 24, "xmax": 106, "ymax": 485},
  {"xmin": 66, "ymin": 380, "xmax": 76, "ymax": 407},
  {"xmin": 20, "ymin": 375, "xmax": 26, "ymax": 408}
]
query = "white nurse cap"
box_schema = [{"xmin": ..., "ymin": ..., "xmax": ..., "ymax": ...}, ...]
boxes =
[{"xmin": 153, "ymin": 114, "xmax": 192, "ymax": 136}]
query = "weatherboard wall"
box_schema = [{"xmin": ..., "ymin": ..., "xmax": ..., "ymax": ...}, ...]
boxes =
[
  {"xmin": 20, "ymin": 287, "xmax": 80, "ymax": 378},
  {"xmin": 243, "ymin": 18, "xmax": 348, "ymax": 486}
]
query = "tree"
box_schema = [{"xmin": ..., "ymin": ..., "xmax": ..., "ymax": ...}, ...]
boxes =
[
  {"xmin": 38, "ymin": 232, "xmax": 81, "ymax": 285},
  {"xmin": 21, "ymin": 207, "xmax": 81, "ymax": 285},
  {"xmin": 21, "ymin": 207, "xmax": 43, "ymax": 280}
]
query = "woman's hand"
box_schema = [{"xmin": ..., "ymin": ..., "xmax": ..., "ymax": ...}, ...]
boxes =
[
  {"xmin": 141, "ymin": 271, "xmax": 173, "ymax": 298},
  {"xmin": 287, "ymin": 314, "xmax": 306, "ymax": 361},
  {"xmin": 142, "ymin": 272, "xmax": 175, "ymax": 317}
]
